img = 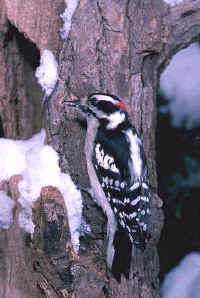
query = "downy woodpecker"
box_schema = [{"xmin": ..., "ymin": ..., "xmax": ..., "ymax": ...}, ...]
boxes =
[{"xmin": 65, "ymin": 93, "xmax": 151, "ymax": 281}]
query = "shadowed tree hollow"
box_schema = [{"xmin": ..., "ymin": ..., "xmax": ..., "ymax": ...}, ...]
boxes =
[{"xmin": 1, "ymin": 0, "xmax": 200, "ymax": 297}]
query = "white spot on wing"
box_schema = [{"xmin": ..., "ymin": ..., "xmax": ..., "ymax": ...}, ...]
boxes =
[
  {"xmin": 120, "ymin": 219, "xmax": 125, "ymax": 228},
  {"xmin": 142, "ymin": 182, "xmax": 149, "ymax": 189},
  {"xmin": 112, "ymin": 199, "xmax": 124, "ymax": 206},
  {"xmin": 130, "ymin": 182, "xmax": 140, "ymax": 191},
  {"xmin": 103, "ymin": 176, "xmax": 109, "ymax": 185},
  {"xmin": 110, "ymin": 163, "xmax": 119, "ymax": 173},
  {"xmin": 127, "ymin": 226, "xmax": 131, "ymax": 233},
  {"xmin": 115, "ymin": 181, "xmax": 120, "ymax": 187},
  {"xmin": 129, "ymin": 234, "xmax": 133, "ymax": 242},
  {"xmin": 141, "ymin": 196, "xmax": 149, "ymax": 202},
  {"xmin": 143, "ymin": 224, "xmax": 147, "ymax": 231},
  {"xmin": 131, "ymin": 196, "xmax": 140, "ymax": 206},
  {"xmin": 121, "ymin": 182, "xmax": 125, "ymax": 188},
  {"xmin": 124, "ymin": 198, "xmax": 130, "ymax": 203},
  {"xmin": 95, "ymin": 144, "xmax": 119, "ymax": 173},
  {"xmin": 129, "ymin": 212, "xmax": 137, "ymax": 219}
]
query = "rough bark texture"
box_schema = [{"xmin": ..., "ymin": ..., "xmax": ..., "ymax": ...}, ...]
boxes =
[
  {"xmin": 0, "ymin": 176, "xmax": 42, "ymax": 298},
  {"xmin": 0, "ymin": 0, "xmax": 63, "ymax": 139},
  {"xmin": 0, "ymin": 0, "xmax": 200, "ymax": 297},
  {"xmin": 4, "ymin": 0, "xmax": 63, "ymax": 54},
  {"xmin": 0, "ymin": 2, "xmax": 43, "ymax": 139}
]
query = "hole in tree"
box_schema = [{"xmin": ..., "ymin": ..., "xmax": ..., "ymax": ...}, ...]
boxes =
[
  {"xmin": 0, "ymin": 116, "xmax": 4, "ymax": 137},
  {"xmin": 157, "ymin": 42, "xmax": 200, "ymax": 282},
  {"xmin": 3, "ymin": 22, "xmax": 42, "ymax": 139},
  {"xmin": 4, "ymin": 22, "xmax": 40, "ymax": 69}
]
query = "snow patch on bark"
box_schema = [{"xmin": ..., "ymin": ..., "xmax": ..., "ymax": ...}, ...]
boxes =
[
  {"xmin": 159, "ymin": 43, "xmax": 200, "ymax": 129},
  {"xmin": 60, "ymin": 0, "xmax": 79, "ymax": 39},
  {"xmin": 161, "ymin": 252, "xmax": 200, "ymax": 298},
  {"xmin": 163, "ymin": 0, "xmax": 184, "ymax": 6},
  {"xmin": 0, "ymin": 130, "xmax": 83, "ymax": 252},
  {"xmin": 35, "ymin": 50, "xmax": 58, "ymax": 97},
  {"xmin": 0, "ymin": 191, "xmax": 15, "ymax": 229}
]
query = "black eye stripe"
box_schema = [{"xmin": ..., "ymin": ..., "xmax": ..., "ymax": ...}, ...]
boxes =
[
  {"xmin": 97, "ymin": 101, "xmax": 118, "ymax": 113},
  {"xmin": 89, "ymin": 97, "xmax": 98, "ymax": 106}
]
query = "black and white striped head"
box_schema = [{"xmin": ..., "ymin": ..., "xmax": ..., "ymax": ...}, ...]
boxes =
[
  {"xmin": 86, "ymin": 93, "xmax": 128, "ymax": 130},
  {"xmin": 64, "ymin": 93, "xmax": 128, "ymax": 130}
]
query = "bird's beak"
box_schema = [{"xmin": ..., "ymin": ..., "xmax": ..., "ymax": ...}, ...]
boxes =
[
  {"xmin": 63, "ymin": 99, "xmax": 81, "ymax": 107},
  {"xmin": 63, "ymin": 98, "xmax": 92, "ymax": 115}
]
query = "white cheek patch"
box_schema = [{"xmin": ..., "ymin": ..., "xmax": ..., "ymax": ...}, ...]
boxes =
[{"xmin": 106, "ymin": 112, "xmax": 126, "ymax": 130}]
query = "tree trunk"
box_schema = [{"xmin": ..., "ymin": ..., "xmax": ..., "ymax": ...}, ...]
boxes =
[{"xmin": 1, "ymin": 0, "xmax": 200, "ymax": 297}]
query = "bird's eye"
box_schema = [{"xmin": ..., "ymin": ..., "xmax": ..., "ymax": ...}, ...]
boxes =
[{"xmin": 89, "ymin": 97, "xmax": 98, "ymax": 106}]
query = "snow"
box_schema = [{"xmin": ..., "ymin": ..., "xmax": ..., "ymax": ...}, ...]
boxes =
[
  {"xmin": 0, "ymin": 130, "xmax": 83, "ymax": 252},
  {"xmin": 0, "ymin": 139, "xmax": 27, "ymax": 181},
  {"xmin": 163, "ymin": 0, "xmax": 184, "ymax": 6},
  {"xmin": 19, "ymin": 145, "xmax": 61, "ymax": 205},
  {"xmin": 18, "ymin": 143, "xmax": 61, "ymax": 238},
  {"xmin": 0, "ymin": 129, "xmax": 46, "ymax": 181},
  {"xmin": 59, "ymin": 173, "xmax": 83, "ymax": 253},
  {"xmin": 18, "ymin": 205, "xmax": 34, "ymax": 235},
  {"xmin": 35, "ymin": 49, "xmax": 58, "ymax": 96},
  {"xmin": 159, "ymin": 42, "xmax": 200, "ymax": 129},
  {"xmin": 0, "ymin": 191, "xmax": 15, "ymax": 229},
  {"xmin": 60, "ymin": 0, "xmax": 79, "ymax": 39},
  {"xmin": 161, "ymin": 252, "xmax": 200, "ymax": 298}
]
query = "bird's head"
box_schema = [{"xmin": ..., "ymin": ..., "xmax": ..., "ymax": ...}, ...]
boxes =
[{"xmin": 64, "ymin": 93, "xmax": 128, "ymax": 130}]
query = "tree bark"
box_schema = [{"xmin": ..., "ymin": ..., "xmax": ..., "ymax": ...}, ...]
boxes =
[{"xmin": 0, "ymin": 0, "xmax": 200, "ymax": 297}]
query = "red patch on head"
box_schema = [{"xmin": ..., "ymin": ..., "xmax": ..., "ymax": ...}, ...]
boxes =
[{"xmin": 115, "ymin": 101, "xmax": 127, "ymax": 112}]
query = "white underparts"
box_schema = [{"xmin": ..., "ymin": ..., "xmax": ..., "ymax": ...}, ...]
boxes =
[{"xmin": 85, "ymin": 118, "xmax": 117, "ymax": 270}]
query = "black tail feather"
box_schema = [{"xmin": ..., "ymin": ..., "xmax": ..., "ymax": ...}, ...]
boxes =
[{"xmin": 111, "ymin": 228, "xmax": 132, "ymax": 282}]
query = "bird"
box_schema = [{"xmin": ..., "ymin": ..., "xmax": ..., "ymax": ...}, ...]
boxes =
[{"xmin": 64, "ymin": 92, "xmax": 151, "ymax": 281}]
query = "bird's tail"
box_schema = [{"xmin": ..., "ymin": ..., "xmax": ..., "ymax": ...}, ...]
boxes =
[{"xmin": 111, "ymin": 227, "xmax": 132, "ymax": 282}]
